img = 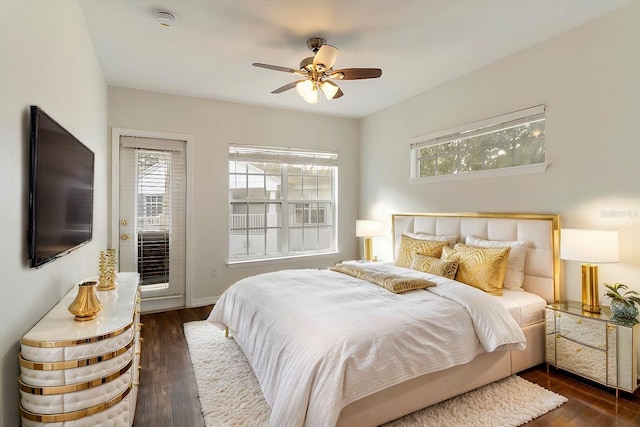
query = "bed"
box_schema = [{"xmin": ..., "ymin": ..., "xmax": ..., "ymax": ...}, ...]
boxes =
[{"xmin": 209, "ymin": 212, "xmax": 560, "ymax": 427}]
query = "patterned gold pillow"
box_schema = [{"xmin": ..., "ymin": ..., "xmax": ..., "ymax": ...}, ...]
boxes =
[
  {"xmin": 410, "ymin": 253, "xmax": 459, "ymax": 279},
  {"xmin": 441, "ymin": 244, "xmax": 511, "ymax": 296},
  {"xmin": 395, "ymin": 234, "xmax": 448, "ymax": 268}
]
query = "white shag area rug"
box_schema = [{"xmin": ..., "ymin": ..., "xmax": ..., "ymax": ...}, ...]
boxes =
[{"xmin": 184, "ymin": 321, "xmax": 566, "ymax": 427}]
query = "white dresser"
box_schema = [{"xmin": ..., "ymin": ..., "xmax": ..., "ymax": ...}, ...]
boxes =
[{"xmin": 19, "ymin": 273, "xmax": 142, "ymax": 426}]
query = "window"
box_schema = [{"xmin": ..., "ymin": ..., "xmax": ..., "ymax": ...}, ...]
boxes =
[
  {"xmin": 294, "ymin": 203, "xmax": 326, "ymax": 225},
  {"xmin": 136, "ymin": 151, "xmax": 171, "ymax": 229},
  {"xmin": 120, "ymin": 141, "xmax": 186, "ymax": 291},
  {"xmin": 229, "ymin": 145, "xmax": 337, "ymax": 262},
  {"xmin": 410, "ymin": 105, "xmax": 547, "ymax": 182}
]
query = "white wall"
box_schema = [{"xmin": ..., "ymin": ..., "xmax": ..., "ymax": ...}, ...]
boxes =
[
  {"xmin": 2, "ymin": 3, "xmax": 637, "ymax": 425},
  {"xmin": 0, "ymin": 1, "xmax": 108, "ymax": 425},
  {"xmin": 108, "ymin": 87, "xmax": 360, "ymax": 305},
  {"xmin": 359, "ymin": 3, "xmax": 640, "ymax": 303}
]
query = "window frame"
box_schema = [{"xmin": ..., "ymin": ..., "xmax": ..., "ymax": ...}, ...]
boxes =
[
  {"xmin": 409, "ymin": 105, "xmax": 548, "ymax": 184},
  {"xmin": 228, "ymin": 144, "xmax": 338, "ymax": 264}
]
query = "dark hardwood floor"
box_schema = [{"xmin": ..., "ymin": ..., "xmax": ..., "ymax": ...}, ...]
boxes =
[
  {"xmin": 134, "ymin": 306, "xmax": 640, "ymax": 426},
  {"xmin": 134, "ymin": 305, "xmax": 212, "ymax": 427},
  {"xmin": 519, "ymin": 368, "xmax": 640, "ymax": 426}
]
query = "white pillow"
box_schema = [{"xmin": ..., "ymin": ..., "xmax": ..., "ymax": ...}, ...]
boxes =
[
  {"xmin": 465, "ymin": 236, "xmax": 527, "ymax": 290},
  {"xmin": 405, "ymin": 231, "xmax": 458, "ymax": 247}
]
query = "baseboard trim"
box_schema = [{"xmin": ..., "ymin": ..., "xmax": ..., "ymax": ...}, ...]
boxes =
[
  {"xmin": 141, "ymin": 296, "xmax": 185, "ymax": 313},
  {"xmin": 188, "ymin": 296, "xmax": 220, "ymax": 308}
]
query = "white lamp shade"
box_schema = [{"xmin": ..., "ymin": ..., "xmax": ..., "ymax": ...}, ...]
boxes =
[
  {"xmin": 303, "ymin": 90, "xmax": 318, "ymax": 104},
  {"xmin": 356, "ymin": 220, "xmax": 384, "ymax": 238},
  {"xmin": 560, "ymin": 229, "xmax": 619, "ymax": 263},
  {"xmin": 313, "ymin": 45, "xmax": 339, "ymax": 69},
  {"xmin": 296, "ymin": 79, "xmax": 318, "ymax": 104},
  {"xmin": 320, "ymin": 81, "xmax": 339, "ymax": 100},
  {"xmin": 296, "ymin": 80, "xmax": 314, "ymax": 97}
]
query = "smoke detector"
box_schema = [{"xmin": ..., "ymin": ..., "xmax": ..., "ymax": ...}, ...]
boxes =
[{"xmin": 157, "ymin": 11, "xmax": 177, "ymax": 27}]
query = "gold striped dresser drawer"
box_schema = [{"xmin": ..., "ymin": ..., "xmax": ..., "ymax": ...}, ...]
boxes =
[{"xmin": 19, "ymin": 273, "xmax": 141, "ymax": 425}]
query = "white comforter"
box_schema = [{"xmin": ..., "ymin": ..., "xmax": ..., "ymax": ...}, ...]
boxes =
[{"xmin": 208, "ymin": 262, "xmax": 526, "ymax": 427}]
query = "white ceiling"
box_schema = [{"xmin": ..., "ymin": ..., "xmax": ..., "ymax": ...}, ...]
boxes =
[{"xmin": 79, "ymin": 0, "xmax": 630, "ymax": 119}]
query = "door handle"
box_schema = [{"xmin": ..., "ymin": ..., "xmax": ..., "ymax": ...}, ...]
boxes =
[{"xmin": 120, "ymin": 234, "xmax": 133, "ymax": 241}]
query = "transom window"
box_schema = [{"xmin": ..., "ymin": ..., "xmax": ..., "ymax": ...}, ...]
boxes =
[
  {"xmin": 410, "ymin": 105, "xmax": 547, "ymax": 182},
  {"xmin": 229, "ymin": 145, "xmax": 337, "ymax": 262}
]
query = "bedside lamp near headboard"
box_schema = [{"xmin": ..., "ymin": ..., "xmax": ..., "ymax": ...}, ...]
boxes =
[
  {"xmin": 356, "ymin": 220, "xmax": 384, "ymax": 262},
  {"xmin": 560, "ymin": 229, "xmax": 619, "ymax": 314}
]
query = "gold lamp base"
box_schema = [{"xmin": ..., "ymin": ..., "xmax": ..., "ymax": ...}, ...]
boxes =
[
  {"xmin": 581, "ymin": 263, "xmax": 601, "ymax": 314},
  {"xmin": 363, "ymin": 237, "xmax": 373, "ymax": 261}
]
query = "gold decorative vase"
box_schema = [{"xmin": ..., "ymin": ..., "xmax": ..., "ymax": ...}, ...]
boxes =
[
  {"xmin": 97, "ymin": 249, "xmax": 118, "ymax": 291},
  {"xmin": 68, "ymin": 281, "xmax": 103, "ymax": 321}
]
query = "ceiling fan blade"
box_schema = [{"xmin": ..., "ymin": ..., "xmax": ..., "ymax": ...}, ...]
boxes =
[
  {"xmin": 271, "ymin": 81, "xmax": 301, "ymax": 94},
  {"xmin": 313, "ymin": 45, "xmax": 339, "ymax": 70},
  {"xmin": 332, "ymin": 68, "xmax": 382, "ymax": 80},
  {"xmin": 332, "ymin": 87, "xmax": 344, "ymax": 99},
  {"xmin": 253, "ymin": 63, "xmax": 298, "ymax": 73}
]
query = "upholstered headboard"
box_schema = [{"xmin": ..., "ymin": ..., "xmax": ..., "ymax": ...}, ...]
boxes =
[{"xmin": 392, "ymin": 213, "xmax": 560, "ymax": 303}]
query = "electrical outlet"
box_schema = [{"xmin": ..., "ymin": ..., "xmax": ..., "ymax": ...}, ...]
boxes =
[{"xmin": 212, "ymin": 268, "xmax": 218, "ymax": 278}]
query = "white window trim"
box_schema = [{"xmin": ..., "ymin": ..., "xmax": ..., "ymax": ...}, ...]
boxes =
[
  {"xmin": 410, "ymin": 163, "xmax": 549, "ymax": 185},
  {"xmin": 226, "ymin": 251, "xmax": 340, "ymax": 268},
  {"xmin": 409, "ymin": 105, "xmax": 548, "ymax": 184}
]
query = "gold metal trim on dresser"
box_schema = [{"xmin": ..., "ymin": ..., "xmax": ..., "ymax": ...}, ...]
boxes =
[
  {"xmin": 19, "ymin": 359, "xmax": 133, "ymax": 395},
  {"xmin": 391, "ymin": 212, "xmax": 561, "ymax": 302},
  {"xmin": 19, "ymin": 339, "xmax": 133, "ymax": 371},
  {"xmin": 21, "ymin": 320, "xmax": 134, "ymax": 348},
  {"xmin": 19, "ymin": 384, "xmax": 132, "ymax": 422}
]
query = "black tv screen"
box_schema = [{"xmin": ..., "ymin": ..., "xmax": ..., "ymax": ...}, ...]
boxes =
[{"xmin": 28, "ymin": 106, "xmax": 94, "ymax": 268}]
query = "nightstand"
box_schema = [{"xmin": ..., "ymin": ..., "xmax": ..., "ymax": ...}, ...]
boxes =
[{"xmin": 545, "ymin": 301, "xmax": 640, "ymax": 397}]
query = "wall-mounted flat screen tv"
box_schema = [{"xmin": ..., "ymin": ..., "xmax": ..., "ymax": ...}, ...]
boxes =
[{"xmin": 28, "ymin": 106, "xmax": 94, "ymax": 268}]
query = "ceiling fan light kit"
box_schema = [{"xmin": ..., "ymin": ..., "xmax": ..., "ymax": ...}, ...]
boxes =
[
  {"xmin": 296, "ymin": 80, "xmax": 318, "ymax": 104},
  {"xmin": 320, "ymin": 81, "xmax": 339, "ymax": 99},
  {"xmin": 253, "ymin": 37, "xmax": 382, "ymax": 104}
]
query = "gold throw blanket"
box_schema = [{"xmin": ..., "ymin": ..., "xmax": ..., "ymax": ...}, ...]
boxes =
[{"xmin": 330, "ymin": 264, "xmax": 436, "ymax": 294}]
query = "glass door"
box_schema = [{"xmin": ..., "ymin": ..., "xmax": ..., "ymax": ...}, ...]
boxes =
[{"xmin": 119, "ymin": 137, "xmax": 186, "ymax": 304}]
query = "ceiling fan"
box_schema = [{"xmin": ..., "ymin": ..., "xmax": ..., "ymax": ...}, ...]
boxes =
[{"xmin": 252, "ymin": 37, "xmax": 382, "ymax": 104}]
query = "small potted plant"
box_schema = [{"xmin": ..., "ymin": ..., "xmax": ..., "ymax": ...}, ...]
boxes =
[{"xmin": 604, "ymin": 283, "xmax": 640, "ymax": 320}]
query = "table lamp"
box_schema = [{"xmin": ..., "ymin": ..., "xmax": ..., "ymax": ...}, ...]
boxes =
[
  {"xmin": 356, "ymin": 220, "xmax": 384, "ymax": 261},
  {"xmin": 560, "ymin": 229, "xmax": 619, "ymax": 313}
]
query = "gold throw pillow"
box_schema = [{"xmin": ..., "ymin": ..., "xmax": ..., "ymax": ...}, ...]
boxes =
[
  {"xmin": 441, "ymin": 244, "xmax": 511, "ymax": 296},
  {"xmin": 410, "ymin": 253, "xmax": 459, "ymax": 280},
  {"xmin": 395, "ymin": 234, "xmax": 448, "ymax": 268}
]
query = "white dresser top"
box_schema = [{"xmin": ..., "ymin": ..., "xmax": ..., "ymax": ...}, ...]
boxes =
[{"xmin": 22, "ymin": 272, "xmax": 140, "ymax": 347}]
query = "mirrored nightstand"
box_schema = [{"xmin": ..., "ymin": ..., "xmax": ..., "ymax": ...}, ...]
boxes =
[{"xmin": 546, "ymin": 301, "xmax": 639, "ymax": 397}]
